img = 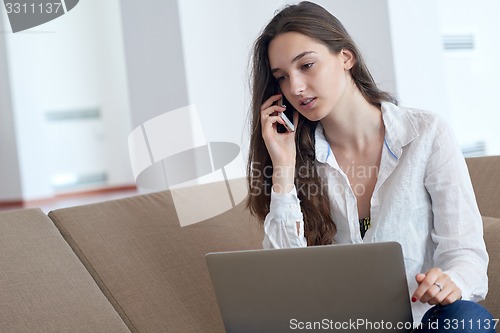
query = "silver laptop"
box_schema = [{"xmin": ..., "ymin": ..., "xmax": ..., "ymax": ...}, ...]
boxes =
[{"xmin": 206, "ymin": 242, "xmax": 413, "ymax": 333}]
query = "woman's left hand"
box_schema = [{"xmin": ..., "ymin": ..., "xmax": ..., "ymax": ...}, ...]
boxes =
[{"xmin": 412, "ymin": 268, "xmax": 462, "ymax": 305}]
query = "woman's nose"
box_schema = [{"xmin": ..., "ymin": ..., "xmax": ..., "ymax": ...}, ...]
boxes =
[{"xmin": 289, "ymin": 75, "xmax": 306, "ymax": 96}]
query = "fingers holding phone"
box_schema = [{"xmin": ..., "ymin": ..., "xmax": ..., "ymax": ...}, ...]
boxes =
[
  {"xmin": 260, "ymin": 94, "xmax": 296, "ymax": 135},
  {"xmin": 260, "ymin": 94, "xmax": 287, "ymax": 133},
  {"xmin": 274, "ymin": 94, "xmax": 295, "ymax": 133},
  {"xmin": 260, "ymin": 93, "xmax": 297, "ymax": 167}
]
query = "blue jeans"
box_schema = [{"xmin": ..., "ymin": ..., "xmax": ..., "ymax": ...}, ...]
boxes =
[{"xmin": 414, "ymin": 300, "xmax": 496, "ymax": 332}]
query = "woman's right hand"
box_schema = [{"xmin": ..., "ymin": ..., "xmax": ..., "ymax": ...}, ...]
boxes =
[{"xmin": 260, "ymin": 94, "xmax": 298, "ymax": 193}]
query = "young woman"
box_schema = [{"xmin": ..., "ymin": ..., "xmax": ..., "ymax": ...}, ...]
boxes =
[{"xmin": 246, "ymin": 1, "xmax": 493, "ymax": 331}]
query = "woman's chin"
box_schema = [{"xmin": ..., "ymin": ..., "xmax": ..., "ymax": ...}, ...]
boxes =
[{"xmin": 300, "ymin": 111, "xmax": 324, "ymax": 122}]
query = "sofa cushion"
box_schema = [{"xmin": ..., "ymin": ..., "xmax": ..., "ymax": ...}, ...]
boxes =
[
  {"xmin": 0, "ymin": 208, "xmax": 130, "ymax": 333},
  {"xmin": 481, "ymin": 216, "xmax": 500, "ymax": 319},
  {"xmin": 48, "ymin": 182, "xmax": 263, "ymax": 333},
  {"xmin": 466, "ymin": 156, "xmax": 500, "ymax": 218}
]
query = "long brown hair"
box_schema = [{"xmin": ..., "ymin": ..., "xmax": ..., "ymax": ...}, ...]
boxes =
[{"xmin": 246, "ymin": 1, "xmax": 395, "ymax": 246}]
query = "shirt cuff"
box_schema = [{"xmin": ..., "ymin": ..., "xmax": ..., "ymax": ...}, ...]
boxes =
[{"xmin": 269, "ymin": 186, "xmax": 303, "ymax": 221}]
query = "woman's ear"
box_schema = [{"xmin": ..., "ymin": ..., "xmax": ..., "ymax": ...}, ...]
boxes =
[{"xmin": 340, "ymin": 49, "xmax": 355, "ymax": 70}]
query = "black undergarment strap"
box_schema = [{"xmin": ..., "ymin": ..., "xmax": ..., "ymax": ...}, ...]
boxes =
[{"xmin": 359, "ymin": 217, "xmax": 371, "ymax": 239}]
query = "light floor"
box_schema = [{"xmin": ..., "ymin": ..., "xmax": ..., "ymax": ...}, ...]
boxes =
[{"xmin": 0, "ymin": 187, "xmax": 138, "ymax": 214}]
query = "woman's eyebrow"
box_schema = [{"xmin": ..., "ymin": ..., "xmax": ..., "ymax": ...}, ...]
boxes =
[{"xmin": 271, "ymin": 51, "xmax": 317, "ymax": 74}]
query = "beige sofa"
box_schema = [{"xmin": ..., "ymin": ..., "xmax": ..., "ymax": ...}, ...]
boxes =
[{"xmin": 1, "ymin": 156, "xmax": 499, "ymax": 332}]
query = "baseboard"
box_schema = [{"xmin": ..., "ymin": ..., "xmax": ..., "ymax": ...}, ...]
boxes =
[{"xmin": 0, "ymin": 185, "xmax": 137, "ymax": 210}]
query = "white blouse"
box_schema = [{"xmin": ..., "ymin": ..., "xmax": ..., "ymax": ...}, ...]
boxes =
[{"xmin": 262, "ymin": 102, "xmax": 488, "ymax": 322}]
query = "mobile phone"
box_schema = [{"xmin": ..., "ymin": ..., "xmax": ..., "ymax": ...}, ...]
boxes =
[{"xmin": 275, "ymin": 89, "xmax": 295, "ymax": 133}]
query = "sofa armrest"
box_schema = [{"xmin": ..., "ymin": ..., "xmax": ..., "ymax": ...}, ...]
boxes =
[
  {"xmin": 0, "ymin": 208, "xmax": 130, "ymax": 333},
  {"xmin": 480, "ymin": 216, "xmax": 500, "ymax": 319},
  {"xmin": 466, "ymin": 156, "xmax": 500, "ymax": 218}
]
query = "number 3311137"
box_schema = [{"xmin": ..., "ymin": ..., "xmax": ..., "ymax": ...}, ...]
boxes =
[
  {"xmin": 443, "ymin": 318, "xmax": 498, "ymax": 330},
  {"xmin": 4, "ymin": 2, "xmax": 63, "ymax": 14}
]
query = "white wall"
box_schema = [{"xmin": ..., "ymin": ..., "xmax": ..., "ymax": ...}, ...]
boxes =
[
  {"xmin": 438, "ymin": 0, "xmax": 500, "ymax": 155},
  {"xmin": 0, "ymin": 20, "xmax": 22, "ymax": 201},
  {"xmin": 0, "ymin": 0, "xmax": 133, "ymax": 200},
  {"xmin": 387, "ymin": 0, "xmax": 450, "ymax": 120},
  {"xmin": 120, "ymin": 0, "xmax": 189, "ymax": 127},
  {"xmin": 93, "ymin": 0, "xmax": 133, "ymax": 186},
  {"xmin": 2, "ymin": 11, "xmax": 56, "ymax": 199}
]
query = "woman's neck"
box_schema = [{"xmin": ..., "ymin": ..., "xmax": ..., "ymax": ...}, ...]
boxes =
[{"xmin": 320, "ymin": 86, "xmax": 384, "ymax": 154}]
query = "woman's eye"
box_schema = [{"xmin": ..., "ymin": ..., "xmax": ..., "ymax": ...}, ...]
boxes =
[
  {"xmin": 301, "ymin": 62, "xmax": 314, "ymax": 70},
  {"xmin": 276, "ymin": 75, "xmax": 287, "ymax": 82}
]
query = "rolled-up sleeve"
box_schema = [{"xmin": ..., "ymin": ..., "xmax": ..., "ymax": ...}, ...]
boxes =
[
  {"xmin": 262, "ymin": 186, "xmax": 307, "ymax": 249},
  {"xmin": 424, "ymin": 119, "xmax": 488, "ymax": 301}
]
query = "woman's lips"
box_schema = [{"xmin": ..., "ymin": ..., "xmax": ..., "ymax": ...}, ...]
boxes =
[{"xmin": 298, "ymin": 97, "xmax": 316, "ymax": 111}]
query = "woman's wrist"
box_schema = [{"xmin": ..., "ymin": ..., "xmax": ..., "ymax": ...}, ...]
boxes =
[{"xmin": 272, "ymin": 164, "xmax": 295, "ymax": 193}]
